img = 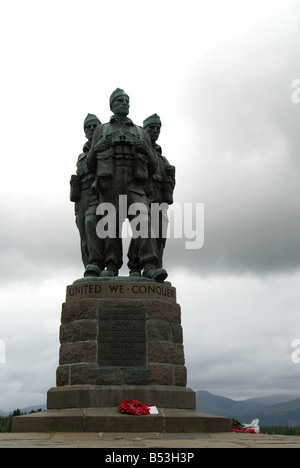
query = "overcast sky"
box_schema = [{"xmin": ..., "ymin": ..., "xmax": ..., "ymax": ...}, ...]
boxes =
[{"xmin": 1, "ymin": 0, "xmax": 300, "ymax": 411}]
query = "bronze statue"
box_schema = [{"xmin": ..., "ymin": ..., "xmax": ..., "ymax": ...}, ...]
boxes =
[
  {"xmin": 144, "ymin": 114, "xmax": 175, "ymax": 266},
  {"xmin": 87, "ymin": 89, "xmax": 168, "ymax": 281},
  {"xmin": 70, "ymin": 114, "xmax": 104, "ymax": 277},
  {"xmin": 128, "ymin": 114, "xmax": 175, "ymax": 274}
]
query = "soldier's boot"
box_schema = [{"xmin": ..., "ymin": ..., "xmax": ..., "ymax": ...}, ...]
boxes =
[
  {"xmin": 100, "ymin": 262, "xmax": 119, "ymax": 277},
  {"xmin": 129, "ymin": 269, "xmax": 142, "ymax": 277},
  {"xmin": 84, "ymin": 263, "xmax": 102, "ymax": 277},
  {"xmin": 143, "ymin": 263, "xmax": 168, "ymax": 282}
]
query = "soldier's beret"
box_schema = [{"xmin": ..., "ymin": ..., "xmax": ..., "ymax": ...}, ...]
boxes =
[
  {"xmin": 109, "ymin": 88, "xmax": 129, "ymax": 109},
  {"xmin": 84, "ymin": 113, "xmax": 100, "ymax": 129},
  {"xmin": 143, "ymin": 114, "xmax": 162, "ymax": 128}
]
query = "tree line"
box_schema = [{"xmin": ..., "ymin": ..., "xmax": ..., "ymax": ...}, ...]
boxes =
[
  {"xmin": 260, "ymin": 426, "xmax": 300, "ymax": 436},
  {"xmin": 0, "ymin": 409, "xmax": 42, "ymax": 433}
]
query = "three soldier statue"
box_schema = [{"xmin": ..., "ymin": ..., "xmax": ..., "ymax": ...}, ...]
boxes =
[{"xmin": 70, "ymin": 88, "xmax": 175, "ymax": 282}]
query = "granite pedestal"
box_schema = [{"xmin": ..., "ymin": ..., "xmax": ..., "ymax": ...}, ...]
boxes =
[{"xmin": 12, "ymin": 278, "xmax": 231, "ymax": 433}]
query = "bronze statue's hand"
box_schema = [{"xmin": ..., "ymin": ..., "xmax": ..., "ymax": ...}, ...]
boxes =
[
  {"xmin": 136, "ymin": 140, "xmax": 149, "ymax": 155},
  {"xmin": 94, "ymin": 139, "xmax": 110, "ymax": 152}
]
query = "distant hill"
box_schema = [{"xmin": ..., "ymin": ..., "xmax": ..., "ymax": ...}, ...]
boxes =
[
  {"xmin": 196, "ymin": 390, "xmax": 300, "ymax": 425},
  {"xmin": 196, "ymin": 390, "xmax": 264, "ymax": 418},
  {"xmin": 242, "ymin": 398, "xmax": 300, "ymax": 426},
  {"xmin": 246, "ymin": 394, "xmax": 300, "ymax": 406}
]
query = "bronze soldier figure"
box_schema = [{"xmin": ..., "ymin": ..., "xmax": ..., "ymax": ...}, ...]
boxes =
[
  {"xmin": 70, "ymin": 113, "xmax": 104, "ymax": 277},
  {"xmin": 87, "ymin": 89, "xmax": 168, "ymax": 281},
  {"xmin": 128, "ymin": 114, "xmax": 175, "ymax": 275}
]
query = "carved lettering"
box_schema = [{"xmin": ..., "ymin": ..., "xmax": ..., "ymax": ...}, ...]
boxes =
[
  {"xmin": 98, "ymin": 307, "xmax": 146, "ymax": 367},
  {"xmin": 66, "ymin": 282, "xmax": 176, "ymax": 302}
]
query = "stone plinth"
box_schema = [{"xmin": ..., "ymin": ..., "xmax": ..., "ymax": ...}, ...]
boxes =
[
  {"xmin": 54, "ymin": 279, "xmax": 189, "ymax": 406},
  {"xmin": 12, "ymin": 278, "xmax": 231, "ymax": 433}
]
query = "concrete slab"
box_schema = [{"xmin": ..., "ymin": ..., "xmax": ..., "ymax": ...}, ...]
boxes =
[{"xmin": 1, "ymin": 431, "xmax": 300, "ymax": 448}]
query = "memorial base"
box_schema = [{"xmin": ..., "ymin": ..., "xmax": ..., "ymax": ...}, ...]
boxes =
[
  {"xmin": 47, "ymin": 385, "xmax": 196, "ymax": 410},
  {"xmin": 12, "ymin": 279, "xmax": 231, "ymax": 433},
  {"xmin": 12, "ymin": 407, "xmax": 231, "ymax": 433}
]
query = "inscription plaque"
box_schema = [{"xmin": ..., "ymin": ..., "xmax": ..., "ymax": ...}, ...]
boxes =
[
  {"xmin": 98, "ymin": 307, "xmax": 146, "ymax": 367},
  {"xmin": 66, "ymin": 281, "xmax": 176, "ymax": 302}
]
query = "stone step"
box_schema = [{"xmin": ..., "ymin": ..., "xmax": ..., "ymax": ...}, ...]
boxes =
[
  {"xmin": 12, "ymin": 408, "xmax": 231, "ymax": 433},
  {"xmin": 47, "ymin": 385, "xmax": 196, "ymax": 410}
]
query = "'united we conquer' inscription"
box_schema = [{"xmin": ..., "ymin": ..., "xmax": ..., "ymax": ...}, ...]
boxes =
[
  {"xmin": 66, "ymin": 280, "xmax": 176, "ymax": 302},
  {"xmin": 98, "ymin": 307, "xmax": 146, "ymax": 367}
]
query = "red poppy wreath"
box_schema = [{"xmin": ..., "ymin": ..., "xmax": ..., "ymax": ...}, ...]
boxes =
[{"xmin": 118, "ymin": 399, "xmax": 150, "ymax": 415}]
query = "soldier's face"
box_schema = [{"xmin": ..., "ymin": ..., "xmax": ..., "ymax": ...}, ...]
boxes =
[
  {"xmin": 146, "ymin": 124, "xmax": 161, "ymax": 143},
  {"xmin": 85, "ymin": 122, "xmax": 98, "ymax": 140},
  {"xmin": 112, "ymin": 95, "xmax": 130, "ymax": 116}
]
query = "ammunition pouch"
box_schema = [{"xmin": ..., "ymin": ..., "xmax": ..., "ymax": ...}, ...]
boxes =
[
  {"xmin": 166, "ymin": 165, "xmax": 176, "ymax": 183},
  {"xmin": 134, "ymin": 153, "xmax": 149, "ymax": 182},
  {"xmin": 144, "ymin": 178, "xmax": 154, "ymax": 197},
  {"xmin": 163, "ymin": 165, "xmax": 176, "ymax": 204},
  {"xmin": 70, "ymin": 174, "xmax": 81, "ymax": 202},
  {"xmin": 96, "ymin": 150, "xmax": 114, "ymax": 178},
  {"xmin": 162, "ymin": 180, "xmax": 174, "ymax": 205}
]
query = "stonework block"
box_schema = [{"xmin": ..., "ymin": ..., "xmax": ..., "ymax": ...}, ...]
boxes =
[
  {"xmin": 56, "ymin": 365, "xmax": 70, "ymax": 386},
  {"xmin": 174, "ymin": 365, "xmax": 187, "ymax": 387},
  {"xmin": 59, "ymin": 342, "xmax": 97, "ymax": 365},
  {"xmin": 97, "ymin": 368, "xmax": 123, "ymax": 385},
  {"xmin": 61, "ymin": 299, "xmax": 98, "ymax": 323},
  {"xmin": 147, "ymin": 319, "xmax": 170, "ymax": 341},
  {"xmin": 148, "ymin": 342, "xmax": 185, "ymax": 365},
  {"xmin": 70, "ymin": 363, "xmax": 98, "ymax": 385},
  {"xmin": 170, "ymin": 323, "xmax": 183, "ymax": 344},
  {"xmin": 146, "ymin": 300, "xmax": 181, "ymax": 322},
  {"xmin": 60, "ymin": 320, "xmax": 97, "ymax": 343},
  {"xmin": 147, "ymin": 364, "xmax": 174, "ymax": 385}
]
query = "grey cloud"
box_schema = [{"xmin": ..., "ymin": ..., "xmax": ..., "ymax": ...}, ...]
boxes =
[
  {"xmin": 169, "ymin": 20, "xmax": 300, "ymax": 276},
  {"xmin": 177, "ymin": 271, "xmax": 300, "ymax": 398},
  {"xmin": 0, "ymin": 194, "xmax": 82, "ymax": 283}
]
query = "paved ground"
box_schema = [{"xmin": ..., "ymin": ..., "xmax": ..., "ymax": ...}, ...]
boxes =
[{"xmin": 1, "ymin": 431, "xmax": 300, "ymax": 448}]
